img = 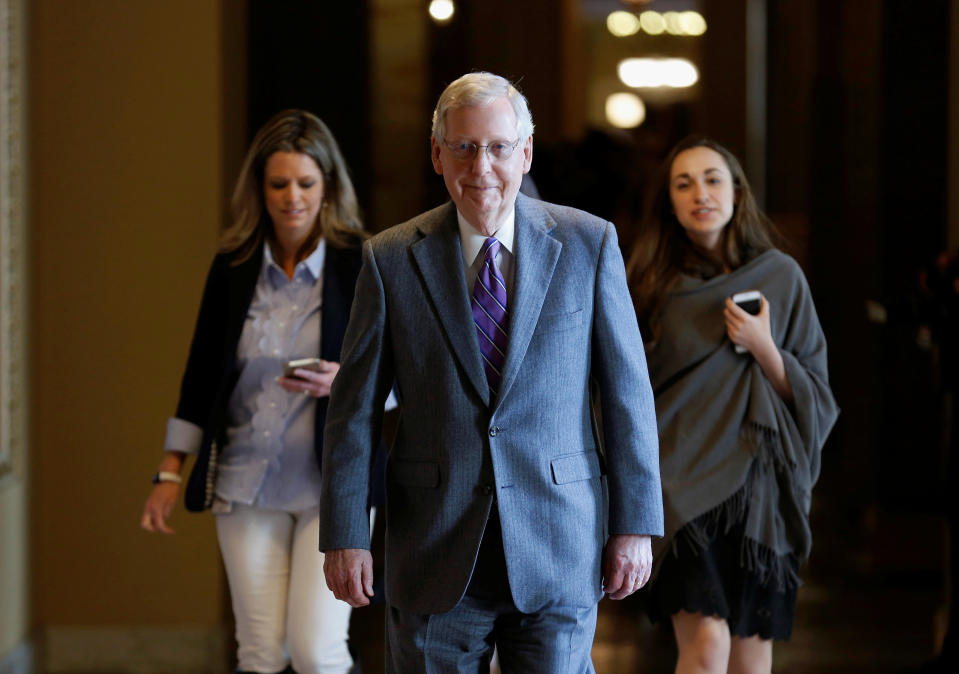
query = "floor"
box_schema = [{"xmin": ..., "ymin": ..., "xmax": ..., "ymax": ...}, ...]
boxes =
[
  {"xmin": 349, "ymin": 478, "xmax": 950, "ymax": 673},
  {"xmin": 38, "ymin": 480, "xmax": 949, "ymax": 673}
]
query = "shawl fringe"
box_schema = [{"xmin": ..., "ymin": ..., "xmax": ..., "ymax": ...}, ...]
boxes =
[
  {"xmin": 668, "ymin": 423, "xmax": 801, "ymax": 592},
  {"xmin": 745, "ymin": 420, "xmax": 798, "ymax": 472}
]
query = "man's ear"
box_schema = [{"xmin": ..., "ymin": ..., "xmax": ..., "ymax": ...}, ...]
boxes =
[
  {"xmin": 522, "ymin": 135, "xmax": 533, "ymax": 174},
  {"xmin": 430, "ymin": 137, "xmax": 444, "ymax": 175}
]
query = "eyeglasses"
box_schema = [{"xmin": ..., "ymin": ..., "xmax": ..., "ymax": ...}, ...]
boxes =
[{"xmin": 443, "ymin": 138, "xmax": 521, "ymax": 161}]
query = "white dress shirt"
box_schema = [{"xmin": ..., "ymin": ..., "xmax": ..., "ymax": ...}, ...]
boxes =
[{"xmin": 457, "ymin": 208, "xmax": 516, "ymax": 299}]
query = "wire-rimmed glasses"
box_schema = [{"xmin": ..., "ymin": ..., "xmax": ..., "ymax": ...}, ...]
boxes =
[{"xmin": 442, "ymin": 138, "xmax": 521, "ymax": 161}]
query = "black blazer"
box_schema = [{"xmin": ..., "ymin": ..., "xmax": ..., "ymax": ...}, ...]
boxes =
[{"xmin": 176, "ymin": 240, "xmax": 364, "ymax": 512}]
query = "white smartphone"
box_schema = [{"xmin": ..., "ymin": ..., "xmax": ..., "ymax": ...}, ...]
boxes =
[
  {"xmin": 731, "ymin": 290, "xmax": 762, "ymax": 353},
  {"xmin": 283, "ymin": 357, "xmax": 324, "ymax": 378}
]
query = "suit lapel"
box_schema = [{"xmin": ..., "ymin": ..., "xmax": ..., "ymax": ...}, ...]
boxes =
[
  {"xmin": 495, "ymin": 195, "xmax": 561, "ymax": 407},
  {"xmin": 410, "ymin": 205, "xmax": 491, "ymax": 406}
]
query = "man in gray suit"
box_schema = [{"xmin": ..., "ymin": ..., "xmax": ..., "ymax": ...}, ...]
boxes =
[{"xmin": 320, "ymin": 71, "xmax": 663, "ymax": 672}]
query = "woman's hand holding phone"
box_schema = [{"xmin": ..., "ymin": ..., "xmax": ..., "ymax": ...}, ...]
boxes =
[
  {"xmin": 725, "ymin": 290, "xmax": 771, "ymax": 356},
  {"xmin": 277, "ymin": 358, "xmax": 341, "ymax": 398},
  {"xmin": 724, "ymin": 290, "xmax": 795, "ymax": 402}
]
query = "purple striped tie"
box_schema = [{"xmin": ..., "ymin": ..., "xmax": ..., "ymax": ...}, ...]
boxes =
[{"xmin": 471, "ymin": 237, "xmax": 509, "ymax": 395}]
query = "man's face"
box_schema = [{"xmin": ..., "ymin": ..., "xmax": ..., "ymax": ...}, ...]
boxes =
[{"xmin": 431, "ymin": 97, "xmax": 533, "ymax": 236}]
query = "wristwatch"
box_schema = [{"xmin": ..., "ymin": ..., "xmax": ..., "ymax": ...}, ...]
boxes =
[{"xmin": 151, "ymin": 471, "xmax": 183, "ymax": 485}]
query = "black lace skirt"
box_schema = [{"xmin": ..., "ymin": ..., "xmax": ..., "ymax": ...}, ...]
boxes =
[{"xmin": 645, "ymin": 511, "xmax": 799, "ymax": 641}]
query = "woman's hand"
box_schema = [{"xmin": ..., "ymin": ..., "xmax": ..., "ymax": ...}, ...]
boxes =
[
  {"xmin": 141, "ymin": 483, "xmax": 180, "ymax": 534},
  {"xmin": 724, "ymin": 295, "xmax": 793, "ymax": 402},
  {"xmin": 277, "ymin": 360, "xmax": 341, "ymax": 398},
  {"xmin": 724, "ymin": 295, "xmax": 774, "ymax": 355},
  {"xmin": 140, "ymin": 451, "xmax": 184, "ymax": 534}
]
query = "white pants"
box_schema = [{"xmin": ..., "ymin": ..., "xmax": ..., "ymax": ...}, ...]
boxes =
[{"xmin": 215, "ymin": 503, "xmax": 355, "ymax": 674}]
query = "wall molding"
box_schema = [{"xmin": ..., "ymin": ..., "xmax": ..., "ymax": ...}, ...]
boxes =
[{"xmin": 0, "ymin": 0, "xmax": 28, "ymax": 484}]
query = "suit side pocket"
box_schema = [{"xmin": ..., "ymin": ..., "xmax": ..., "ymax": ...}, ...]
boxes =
[{"xmin": 550, "ymin": 451, "xmax": 602, "ymax": 485}]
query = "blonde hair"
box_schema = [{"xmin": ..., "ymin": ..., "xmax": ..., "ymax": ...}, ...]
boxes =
[{"xmin": 220, "ymin": 109, "xmax": 365, "ymax": 263}]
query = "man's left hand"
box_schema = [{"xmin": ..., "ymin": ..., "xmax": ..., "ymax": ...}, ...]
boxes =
[{"xmin": 602, "ymin": 534, "xmax": 652, "ymax": 600}]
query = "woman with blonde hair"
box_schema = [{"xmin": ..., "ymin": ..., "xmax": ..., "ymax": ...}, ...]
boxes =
[
  {"xmin": 141, "ymin": 109, "xmax": 371, "ymax": 674},
  {"xmin": 629, "ymin": 135, "xmax": 838, "ymax": 674}
]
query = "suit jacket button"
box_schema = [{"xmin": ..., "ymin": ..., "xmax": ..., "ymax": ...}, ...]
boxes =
[
  {"xmin": 489, "ymin": 426, "xmax": 499, "ymax": 437},
  {"xmin": 483, "ymin": 485, "xmax": 493, "ymax": 495}
]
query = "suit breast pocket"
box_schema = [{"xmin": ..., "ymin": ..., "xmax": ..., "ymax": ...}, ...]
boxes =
[
  {"xmin": 390, "ymin": 458, "xmax": 440, "ymax": 488},
  {"xmin": 538, "ymin": 307, "xmax": 584, "ymax": 334}
]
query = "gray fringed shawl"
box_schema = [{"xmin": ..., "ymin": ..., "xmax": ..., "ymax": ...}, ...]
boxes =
[{"xmin": 648, "ymin": 249, "xmax": 838, "ymax": 589}]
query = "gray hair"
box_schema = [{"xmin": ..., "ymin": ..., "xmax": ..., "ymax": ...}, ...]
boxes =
[{"xmin": 431, "ymin": 71, "xmax": 535, "ymax": 143}]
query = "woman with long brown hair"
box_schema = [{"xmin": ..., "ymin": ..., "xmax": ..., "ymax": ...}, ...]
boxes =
[{"xmin": 628, "ymin": 135, "xmax": 838, "ymax": 673}]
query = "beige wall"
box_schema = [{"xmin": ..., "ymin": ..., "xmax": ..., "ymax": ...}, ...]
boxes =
[{"xmin": 28, "ymin": 0, "xmax": 243, "ymax": 667}]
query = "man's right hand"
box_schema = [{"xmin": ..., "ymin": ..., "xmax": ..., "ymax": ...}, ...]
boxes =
[{"xmin": 324, "ymin": 548, "xmax": 375, "ymax": 607}]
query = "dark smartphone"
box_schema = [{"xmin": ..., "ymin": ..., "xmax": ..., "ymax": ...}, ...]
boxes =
[
  {"xmin": 732, "ymin": 290, "xmax": 761, "ymax": 315},
  {"xmin": 731, "ymin": 290, "xmax": 761, "ymax": 353}
]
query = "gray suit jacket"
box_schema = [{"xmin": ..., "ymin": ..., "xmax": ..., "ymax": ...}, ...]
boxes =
[{"xmin": 320, "ymin": 193, "xmax": 663, "ymax": 614}]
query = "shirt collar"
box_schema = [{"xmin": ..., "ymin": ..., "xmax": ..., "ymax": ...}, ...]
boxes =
[
  {"xmin": 457, "ymin": 208, "xmax": 516, "ymax": 267},
  {"xmin": 264, "ymin": 238, "xmax": 326, "ymax": 283}
]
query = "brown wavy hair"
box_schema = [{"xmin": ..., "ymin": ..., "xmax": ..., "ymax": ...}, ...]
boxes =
[
  {"xmin": 626, "ymin": 135, "xmax": 781, "ymax": 342},
  {"xmin": 220, "ymin": 109, "xmax": 365, "ymax": 264}
]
